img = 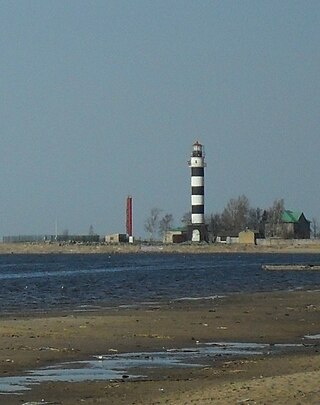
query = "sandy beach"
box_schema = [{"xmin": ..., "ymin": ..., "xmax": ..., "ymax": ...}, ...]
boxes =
[{"xmin": 0, "ymin": 289, "xmax": 319, "ymax": 404}]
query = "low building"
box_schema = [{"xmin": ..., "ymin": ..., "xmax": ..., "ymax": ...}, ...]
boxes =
[
  {"xmin": 239, "ymin": 229, "xmax": 258, "ymax": 244},
  {"xmin": 216, "ymin": 229, "xmax": 259, "ymax": 244},
  {"xmin": 282, "ymin": 211, "xmax": 310, "ymax": 239},
  {"xmin": 163, "ymin": 228, "xmax": 187, "ymax": 244},
  {"xmin": 265, "ymin": 210, "xmax": 310, "ymax": 239},
  {"xmin": 105, "ymin": 234, "xmax": 128, "ymax": 244}
]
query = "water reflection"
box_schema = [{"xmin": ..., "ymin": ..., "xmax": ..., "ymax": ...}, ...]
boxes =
[{"xmin": 0, "ymin": 341, "xmax": 303, "ymax": 394}]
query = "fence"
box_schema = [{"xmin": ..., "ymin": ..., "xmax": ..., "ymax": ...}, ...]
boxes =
[{"xmin": 2, "ymin": 235, "xmax": 100, "ymax": 243}]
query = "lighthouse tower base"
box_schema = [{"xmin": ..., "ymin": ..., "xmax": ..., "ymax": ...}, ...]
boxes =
[{"xmin": 187, "ymin": 224, "xmax": 208, "ymax": 243}]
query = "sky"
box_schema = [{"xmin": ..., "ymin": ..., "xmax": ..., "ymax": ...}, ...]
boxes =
[{"xmin": 0, "ymin": 0, "xmax": 319, "ymax": 238}]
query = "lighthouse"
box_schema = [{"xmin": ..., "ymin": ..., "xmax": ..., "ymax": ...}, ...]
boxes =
[{"xmin": 188, "ymin": 141, "xmax": 207, "ymax": 242}]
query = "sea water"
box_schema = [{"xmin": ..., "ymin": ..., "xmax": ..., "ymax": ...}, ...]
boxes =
[
  {"xmin": 0, "ymin": 252, "xmax": 319, "ymax": 394},
  {"xmin": 0, "ymin": 253, "xmax": 319, "ymax": 312}
]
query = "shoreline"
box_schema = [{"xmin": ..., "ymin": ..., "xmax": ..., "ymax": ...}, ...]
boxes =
[
  {"xmin": 0, "ymin": 290, "xmax": 319, "ymax": 403},
  {"xmin": 1, "ymin": 241, "xmax": 320, "ymax": 255}
]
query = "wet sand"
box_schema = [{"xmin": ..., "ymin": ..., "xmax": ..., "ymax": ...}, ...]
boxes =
[{"xmin": 0, "ymin": 290, "xmax": 319, "ymax": 404}]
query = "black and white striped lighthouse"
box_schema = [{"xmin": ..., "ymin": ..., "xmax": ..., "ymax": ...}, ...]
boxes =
[{"xmin": 188, "ymin": 141, "xmax": 207, "ymax": 242}]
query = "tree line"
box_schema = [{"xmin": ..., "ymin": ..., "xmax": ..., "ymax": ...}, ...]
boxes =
[
  {"xmin": 205, "ymin": 195, "xmax": 284, "ymax": 237},
  {"xmin": 144, "ymin": 195, "xmax": 319, "ymax": 240}
]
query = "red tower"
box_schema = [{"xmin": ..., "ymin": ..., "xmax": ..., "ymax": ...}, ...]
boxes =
[{"xmin": 126, "ymin": 196, "xmax": 133, "ymax": 240}]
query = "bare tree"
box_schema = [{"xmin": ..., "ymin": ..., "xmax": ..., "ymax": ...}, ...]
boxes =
[
  {"xmin": 311, "ymin": 217, "xmax": 319, "ymax": 239},
  {"xmin": 206, "ymin": 197, "xmax": 287, "ymax": 238},
  {"xmin": 60, "ymin": 228, "xmax": 69, "ymax": 242},
  {"xmin": 144, "ymin": 208, "xmax": 162, "ymax": 241},
  {"xmin": 159, "ymin": 214, "xmax": 174, "ymax": 237},
  {"xmin": 247, "ymin": 207, "xmax": 263, "ymax": 230},
  {"xmin": 220, "ymin": 195, "xmax": 250, "ymax": 231},
  {"xmin": 205, "ymin": 213, "xmax": 222, "ymax": 237},
  {"xmin": 62, "ymin": 229, "xmax": 69, "ymax": 237},
  {"xmin": 266, "ymin": 199, "xmax": 285, "ymax": 237},
  {"xmin": 181, "ymin": 211, "xmax": 191, "ymax": 227}
]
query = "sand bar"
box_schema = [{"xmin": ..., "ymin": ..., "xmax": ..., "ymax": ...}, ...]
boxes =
[{"xmin": 0, "ymin": 289, "xmax": 319, "ymax": 404}]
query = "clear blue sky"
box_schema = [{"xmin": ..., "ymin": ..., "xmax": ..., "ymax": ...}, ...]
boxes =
[{"xmin": 0, "ymin": 0, "xmax": 319, "ymax": 238}]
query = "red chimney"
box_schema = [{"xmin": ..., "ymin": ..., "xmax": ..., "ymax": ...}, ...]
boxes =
[{"xmin": 126, "ymin": 196, "xmax": 133, "ymax": 237}]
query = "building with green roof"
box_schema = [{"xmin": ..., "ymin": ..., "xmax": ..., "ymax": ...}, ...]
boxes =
[{"xmin": 265, "ymin": 210, "xmax": 310, "ymax": 239}]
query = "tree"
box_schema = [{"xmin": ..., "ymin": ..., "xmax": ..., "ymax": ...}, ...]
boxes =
[
  {"xmin": 181, "ymin": 212, "xmax": 191, "ymax": 227},
  {"xmin": 144, "ymin": 208, "xmax": 162, "ymax": 241},
  {"xmin": 206, "ymin": 196, "xmax": 287, "ymax": 238},
  {"xmin": 311, "ymin": 217, "xmax": 319, "ymax": 239},
  {"xmin": 220, "ymin": 195, "xmax": 250, "ymax": 231},
  {"xmin": 268, "ymin": 199, "xmax": 284, "ymax": 223},
  {"xmin": 61, "ymin": 228, "xmax": 69, "ymax": 242},
  {"xmin": 159, "ymin": 214, "xmax": 174, "ymax": 237},
  {"xmin": 62, "ymin": 229, "xmax": 69, "ymax": 237},
  {"xmin": 247, "ymin": 207, "xmax": 263, "ymax": 230},
  {"xmin": 205, "ymin": 213, "xmax": 223, "ymax": 237},
  {"xmin": 266, "ymin": 199, "xmax": 285, "ymax": 237}
]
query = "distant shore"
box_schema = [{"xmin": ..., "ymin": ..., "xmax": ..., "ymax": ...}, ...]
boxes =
[{"xmin": 0, "ymin": 241, "xmax": 320, "ymax": 255}]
